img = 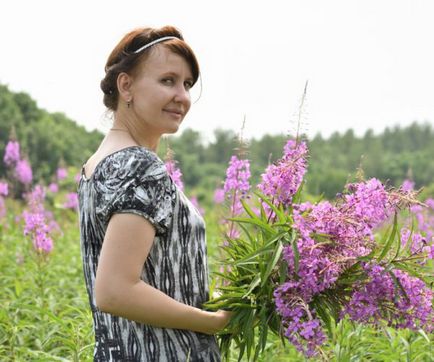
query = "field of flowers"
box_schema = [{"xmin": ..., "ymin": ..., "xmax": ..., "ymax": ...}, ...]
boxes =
[{"xmin": 0, "ymin": 136, "xmax": 433, "ymax": 361}]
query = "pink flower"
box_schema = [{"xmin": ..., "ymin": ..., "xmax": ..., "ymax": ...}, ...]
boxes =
[
  {"xmin": 223, "ymin": 155, "xmax": 251, "ymax": 216},
  {"xmin": 190, "ymin": 196, "xmax": 205, "ymax": 216},
  {"xmin": 227, "ymin": 227, "xmax": 240, "ymax": 239},
  {"xmin": 56, "ymin": 167, "xmax": 68, "ymax": 181},
  {"xmin": 15, "ymin": 159, "xmax": 33, "ymax": 185},
  {"xmin": 22, "ymin": 185, "xmax": 57, "ymax": 254},
  {"xmin": 64, "ymin": 192, "xmax": 79, "ymax": 210},
  {"xmin": 33, "ymin": 229, "xmax": 53, "ymax": 253},
  {"xmin": 214, "ymin": 187, "xmax": 225, "ymax": 204},
  {"xmin": 343, "ymin": 264, "xmax": 434, "ymax": 332},
  {"xmin": 401, "ymin": 179, "xmax": 415, "ymax": 192},
  {"xmin": 426, "ymin": 198, "xmax": 434, "ymax": 209},
  {"xmin": 3, "ymin": 140, "xmax": 20, "ymax": 166},
  {"xmin": 224, "ymin": 156, "xmax": 250, "ymax": 196},
  {"xmin": 48, "ymin": 183, "xmax": 59, "ymax": 193},
  {"xmin": 427, "ymin": 243, "xmax": 434, "ymax": 259},
  {"xmin": 165, "ymin": 160, "xmax": 184, "ymax": 191},
  {"xmin": 258, "ymin": 139, "xmax": 307, "ymax": 207},
  {"xmin": 401, "ymin": 228, "xmax": 411, "ymax": 248},
  {"xmin": 25, "ymin": 185, "xmax": 45, "ymax": 210},
  {"xmin": 343, "ymin": 178, "xmax": 391, "ymax": 228},
  {"xmin": 22, "ymin": 210, "xmax": 53, "ymax": 253},
  {"xmin": 0, "ymin": 182, "xmax": 8, "ymax": 197}
]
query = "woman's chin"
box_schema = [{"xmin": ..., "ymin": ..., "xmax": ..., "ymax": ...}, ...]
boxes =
[{"xmin": 164, "ymin": 123, "xmax": 182, "ymax": 134}]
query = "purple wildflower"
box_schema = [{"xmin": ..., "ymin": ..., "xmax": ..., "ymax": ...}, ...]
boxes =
[
  {"xmin": 190, "ymin": 196, "xmax": 205, "ymax": 216},
  {"xmin": 56, "ymin": 167, "xmax": 68, "ymax": 181},
  {"xmin": 343, "ymin": 263, "xmax": 434, "ymax": 332},
  {"xmin": 223, "ymin": 155, "xmax": 250, "ymax": 216},
  {"xmin": 343, "ymin": 178, "xmax": 392, "ymax": 228},
  {"xmin": 273, "ymin": 289, "xmax": 326, "ymax": 357},
  {"xmin": 0, "ymin": 182, "xmax": 8, "ymax": 197},
  {"xmin": 48, "ymin": 183, "xmax": 59, "ymax": 193},
  {"xmin": 409, "ymin": 198, "xmax": 434, "ymax": 243},
  {"xmin": 15, "ymin": 159, "xmax": 33, "ymax": 185},
  {"xmin": 165, "ymin": 160, "xmax": 184, "ymax": 191},
  {"xmin": 273, "ymin": 178, "xmax": 428, "ymax": 357},
  {"xmin": 23, "ymin": 211, "xmax": 53, "ymax": 253},
  {"xmin": 424, "ymin": 242, "xmax": 434, "ymax": 259},
  {"xmin": 213, "ymin": 187, "xmax": 225, "ymax": 204},
  {"xmin": 3, "ymin": 140, "xmax": 20, "ymax": 166},
  {"xmin": 25, "ymin": 185, "xmax": 46, "ymax": 211},
  {"xmin": 64, "ymin": 192, "xmax": 79, "ymax": 210},
  {"xmin": 401, "ymin": 179, "xmax": 415, "ymax": 192},
  {"xmin": 22, "ymin": 185, "xmax": 55, "ymax": 254},
  {"xmin": 400, "ymin": 228, "xmax": 414, "ymax": 250},
  {"xmin": 409, "ymin": 232, "xmax": 425, "ymax": 254},
  {"xmin": 34, "ymin": 229, "xmax": 53, "ymax": 253},
  {"xmin": 258, "ymin": 139, "xmax": 307, "ymax": 207}
]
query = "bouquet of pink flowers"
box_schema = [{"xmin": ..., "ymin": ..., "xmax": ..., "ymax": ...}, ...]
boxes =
[{"xmin": 205, "ymin": 138, "xmax": 434, "ymax": 360}]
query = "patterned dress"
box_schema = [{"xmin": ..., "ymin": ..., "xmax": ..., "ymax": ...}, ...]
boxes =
[{"xmin": 77, "ymin": 146, "xmax": 220, "ymax": 361}]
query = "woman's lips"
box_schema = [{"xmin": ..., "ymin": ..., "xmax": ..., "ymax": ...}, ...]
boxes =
[{"xmin": 163, "ymin": 109, "xmax": 184, "ymax": 118}]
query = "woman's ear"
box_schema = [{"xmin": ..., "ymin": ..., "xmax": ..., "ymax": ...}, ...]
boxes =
[{"xmin": 117, "ymin": 72, "xmax": 133, "ymax": 103}]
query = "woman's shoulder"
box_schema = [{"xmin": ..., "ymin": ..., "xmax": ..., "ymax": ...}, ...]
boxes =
[{"xmin": 93, "ymin": 146, "xmax": 166, "ymax": 184}]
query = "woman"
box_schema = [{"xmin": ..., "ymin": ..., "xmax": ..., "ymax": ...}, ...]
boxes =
[{"xmin": 78, "ymin": 26, "xmax": 231, "ymax": 361}]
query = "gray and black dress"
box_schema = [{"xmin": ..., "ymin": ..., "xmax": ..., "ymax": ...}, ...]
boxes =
[{"xmin": 77, "ymin": 146, "xmax": 220, "ymax": 362}]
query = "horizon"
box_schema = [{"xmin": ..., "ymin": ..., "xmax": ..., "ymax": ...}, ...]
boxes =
[{"xmin": 2, "ymin": 79, "xmax": 432, "ymax": 144}]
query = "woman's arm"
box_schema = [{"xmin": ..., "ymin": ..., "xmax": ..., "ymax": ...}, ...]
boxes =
[{"xmin": 95, "ymin": 213, "xmax": 231, "ymax": 335}]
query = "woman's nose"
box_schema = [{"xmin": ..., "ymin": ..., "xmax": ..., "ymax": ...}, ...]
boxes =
[{"xmin": 174, "ymin": 84, "xmax": 190, "ymax": 104}]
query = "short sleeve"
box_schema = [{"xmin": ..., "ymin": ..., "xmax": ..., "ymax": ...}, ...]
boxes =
[{"xmin": 96, "ymin": 147, "xmax": 176, "ymax": 236}]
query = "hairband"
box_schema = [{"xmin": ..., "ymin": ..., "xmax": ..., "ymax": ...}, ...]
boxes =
[{"xmin": 133, "ymin": 36, "xmax": 178, "ymax": 54}]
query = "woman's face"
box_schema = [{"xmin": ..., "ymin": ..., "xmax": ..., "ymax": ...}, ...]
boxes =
[{"xmin": 129, "ymin": 45, "xmax": 194, "ymax": 137}]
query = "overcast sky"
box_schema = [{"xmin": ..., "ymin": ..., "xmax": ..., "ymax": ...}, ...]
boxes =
[{"xmin": 1, "ymin": 0, "xmax": 433, "ymax": 142}]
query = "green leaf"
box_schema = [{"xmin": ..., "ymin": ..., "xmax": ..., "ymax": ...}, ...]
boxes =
[
  {"xmin": 378, "ymin": 212, "xmax": 398, "ymax": 262},
  {"xmin": 417, "ymin": 328, "xmax": 431, "ymax": 343},
  {"xmin": 279, "ymin": 258, "xmax": 288, "ymax": 284},
  {"xmin": 228, "ymin": 216, "xmax": 275, "ymax": 235},
  {"xmin": 232, "ymin": 231, "xmax": 286, "ymax": 266},
  {"xmin": 14, "ymin": 279, "xmax": 22, "ymax": 297},
  {"xmin": 392, "ymin": 224, "xmax": 402, "ymax": 261},
  {"xmin": 311, "ymin": 299, "xmax": 333, "ymax": 337},
  {"xmin": 291, "ymin": 231, "xmax": 300, "ymax": 276},
  {"xmin": 253, "ymin": 190, "xmax": 287, "ymax": 223},
  {"xmin": 392, "ymin": 262, "xmax": 426, "ymax": 281},
  {"xmin": 244, "ymin": 309, "xmax": 256, "ymax": 361},
  {"xmin": 237, "ymin": 223, "xmax": 256, "ymax": 248},
  {"xmin": 243, "ymin": 274, "xmax": 261, "ymax": 298},
  {"xmin": 261, "ymin": 240, "xmax": 283, "ymax": 288},
  {"xmin": 387, "ymin": 270, "xmax": 410, "ymax": 303},
  {"xmin": 240, "ymin": 197, "xmax": 260, "ymax": 221}
]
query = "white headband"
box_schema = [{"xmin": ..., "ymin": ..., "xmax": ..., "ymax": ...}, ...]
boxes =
[{"xmin": 133, "ymin": 36, "xmax": 178, "ymax": 54}]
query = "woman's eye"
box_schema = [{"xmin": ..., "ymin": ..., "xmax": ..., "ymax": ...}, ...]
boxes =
[
  {"xmin": 184, "ymin": 81, "xmax": 193, "ymax": 90},
  {"xmin": 162, "ymin": 78, "xmax": 174, "ymax": 85}
]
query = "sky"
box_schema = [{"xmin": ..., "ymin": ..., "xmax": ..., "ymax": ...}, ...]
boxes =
[{"xmin": 1, "ymin": 0, "xmax": 433, "ymax": 143}]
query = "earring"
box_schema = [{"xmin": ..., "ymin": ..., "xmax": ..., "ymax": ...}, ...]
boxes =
[{"xmin": 127, "ymin": 100, "xmax": 131, "ymax": 108}]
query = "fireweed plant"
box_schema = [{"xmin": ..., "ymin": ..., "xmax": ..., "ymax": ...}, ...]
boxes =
[
  {"xmin": 204, "ymin": 138, "xmax": 434, "ymax": 360},
  {"xmin": 164, "ymin": 152, "xmax": 204, "ymax": 216}
]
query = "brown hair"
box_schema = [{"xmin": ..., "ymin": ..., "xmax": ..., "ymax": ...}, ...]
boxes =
[{"xmin": 100, "ymin": 26, "xmax": 200, "ymax": 111}]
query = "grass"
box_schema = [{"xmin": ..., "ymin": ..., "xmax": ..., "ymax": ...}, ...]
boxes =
[{"xmin": 0, "ymin": 199, "xmax": 433, "ymax": 361}]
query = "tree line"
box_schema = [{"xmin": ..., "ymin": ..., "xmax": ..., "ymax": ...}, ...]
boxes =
[
  {"xmin": 1, "ymin": 83, "xmax": 433, "ymax": 199},
  {"xmin": 163, "ymin": 123, "xmax": 434, "ymax": 200}
]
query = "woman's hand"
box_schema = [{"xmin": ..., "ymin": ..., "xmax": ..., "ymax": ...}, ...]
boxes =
[{"xmin": 200, "ymin": 309, "xmax": 234, "ymax": 335}]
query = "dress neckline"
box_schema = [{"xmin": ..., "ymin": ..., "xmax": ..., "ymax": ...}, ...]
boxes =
[{"xmin": 81, "ymin": 145, "xmax": 157, "ymax": 182}]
